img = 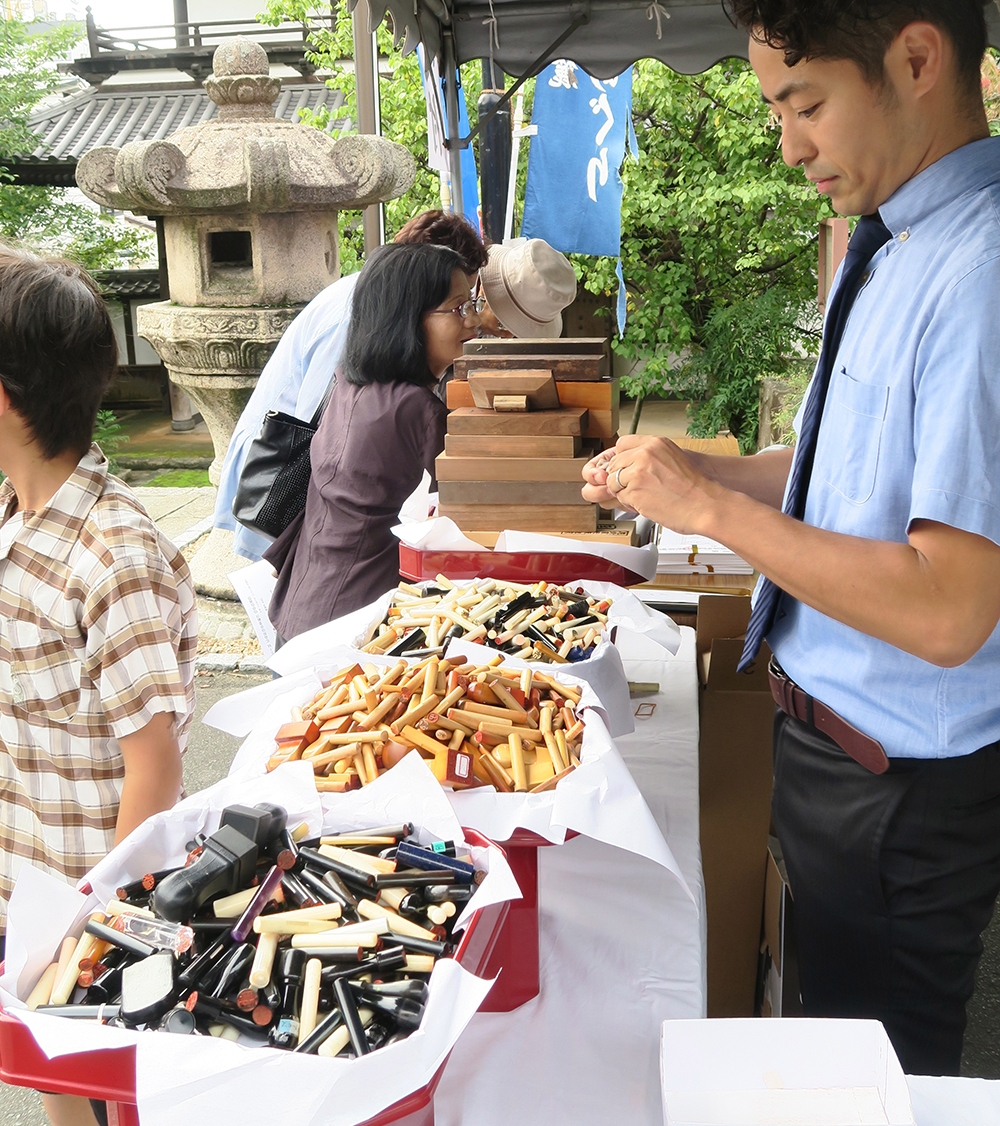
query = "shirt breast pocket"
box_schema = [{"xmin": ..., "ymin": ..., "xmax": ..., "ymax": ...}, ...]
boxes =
[
  {"xmin": 2, "ymin": 618, "xmax": 81, "ymax": 723},
  {"xmin": 819, "ymin": 370, "xmax": 890, "ymax": 504}
]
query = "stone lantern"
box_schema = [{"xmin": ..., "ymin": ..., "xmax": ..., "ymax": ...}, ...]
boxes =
[{"xmin": 76, "ymin": 37, "xmax": 415, "ymax": 596}]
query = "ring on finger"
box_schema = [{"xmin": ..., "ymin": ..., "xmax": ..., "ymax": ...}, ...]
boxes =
[{"xmin": 612, "ymin": 468, "xmax": 626, "ymax": 493}]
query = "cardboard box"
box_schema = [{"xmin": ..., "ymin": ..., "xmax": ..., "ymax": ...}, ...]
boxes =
[
  {"xmin": 660, "ymin": 1018, "xmax": 915, "ymax": 1125},
  {"xmin": 697, "ymin": 594, "xmax": 775, "ymax": 1018},
  {"xmin": 757, "ymin": 835, "xmax": 802, "ymax": 1019}
]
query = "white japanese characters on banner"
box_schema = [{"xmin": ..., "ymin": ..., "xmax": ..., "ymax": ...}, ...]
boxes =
[{"xmin": 522, "ymin": 60, "xmax": 632, "ymax": 258}]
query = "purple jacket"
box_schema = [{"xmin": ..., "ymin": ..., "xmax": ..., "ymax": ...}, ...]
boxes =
[{"xmin": 266, "ymin": 377, "xmax": 446, "ymax": 640}]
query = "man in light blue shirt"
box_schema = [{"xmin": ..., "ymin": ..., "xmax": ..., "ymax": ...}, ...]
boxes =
[
  {"xmin": 213, "ymin": 211, "xmax": 490, "ymax": 560},
  {"xmin": 584, "ymin": 0, "xmax": 1000, "ymax": 1076},
  {"xmin": 213, "ymin": 273, "xmax": 357, "ymax": 560}
]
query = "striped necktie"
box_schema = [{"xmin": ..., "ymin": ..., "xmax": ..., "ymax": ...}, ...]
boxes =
[{"xmin": 738, "ymin": 214, "xmax": 892, "ymax": 673}]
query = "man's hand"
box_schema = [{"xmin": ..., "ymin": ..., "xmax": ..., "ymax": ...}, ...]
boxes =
[
  {"xmin": 581, "ymin": 438, "xmax": 793, "ymax": 515},
  {"xmin": 595, "ymin": 436, "xmax": 723, "ymax": 532},
  {"xmin": 116, "ymin": 711, "xmax": 182, "ymax": 845},
  {"xmin": 581, "ymin": 451, "xmax": 618, "ymax": 507}
]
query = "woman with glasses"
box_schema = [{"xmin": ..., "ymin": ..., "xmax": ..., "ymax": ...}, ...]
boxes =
[{"xmin": 265, "ymin": 242, "xmax": 480, "ymax": 641}]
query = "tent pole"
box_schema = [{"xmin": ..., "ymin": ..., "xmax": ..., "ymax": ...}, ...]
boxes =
[
  {"xmin": 352, "ymin": 0, "xmax": 385, "ymax": 253},
  {"xmin": 443, "ymin": 28, "xmax": 465, "ymax": 218},
  {"xmin": 478, "ymin": 58, "xmax": 511, "ymax": 243}
]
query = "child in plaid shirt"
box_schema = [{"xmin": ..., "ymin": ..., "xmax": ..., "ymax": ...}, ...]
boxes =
[{"xmin": 0, "ymin": 247, "xmax": 197, "ymax": 1126}]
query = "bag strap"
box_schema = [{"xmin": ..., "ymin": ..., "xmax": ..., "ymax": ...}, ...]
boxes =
[{"xmin": 309, "ymin": 373, "xmax": 337, "ymax": 427}]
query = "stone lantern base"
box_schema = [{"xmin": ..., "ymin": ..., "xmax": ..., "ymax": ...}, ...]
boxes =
[
  {"xmin": 137, "ymin": 301, "xmax": 299, "ymax": 484},
  {"xmin": 137, "ymin": 300, "xmax": 299, "ymax": 599}
]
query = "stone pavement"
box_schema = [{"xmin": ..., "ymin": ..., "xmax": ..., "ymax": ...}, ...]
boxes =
[{"xmin": 132, "ymin": 486, "xmax": 267, "ymax": 673}]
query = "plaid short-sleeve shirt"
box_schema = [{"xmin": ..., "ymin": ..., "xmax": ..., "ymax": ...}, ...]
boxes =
[{"xmin": 0, "ymin": 447, "xmax": 197, "ymax": 925}]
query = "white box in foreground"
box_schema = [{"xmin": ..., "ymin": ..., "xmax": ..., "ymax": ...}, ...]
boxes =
[{"xmin": 660, "ymin": 1018, "xmax": 915, "ymax": 1126}]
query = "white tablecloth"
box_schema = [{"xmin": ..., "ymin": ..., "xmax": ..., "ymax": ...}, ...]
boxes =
[{"xmin": 436, "ymin": 627, "xmax": 705, "ymax": 1125}]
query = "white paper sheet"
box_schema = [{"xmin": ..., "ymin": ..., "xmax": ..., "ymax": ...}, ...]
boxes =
[
  {"xmin": 267, "ymin": 592, "xmax": 396, "ymax": 678},
  {"xmin": 397, "ymin": 468, "xmax": 434, "ymax": 525},
  {"xmin": 1, "ymin": 762, "xmax": 519, "ymax": 1126},
  {"xmin": 391, "ymin": 516, "xmax": 485, "ymax": 552},
  {"xmin": 496, "ymin": 529, "xmax": 659, "ymax": 582},
  {"xmin": 227, "ymin": 560, "xmax": 278, "ymax": 658}
]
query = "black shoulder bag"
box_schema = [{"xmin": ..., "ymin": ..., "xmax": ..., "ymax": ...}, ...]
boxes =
[{"xmin": 231, "ymin": 382, "xmax": 333, "ymax": 542}]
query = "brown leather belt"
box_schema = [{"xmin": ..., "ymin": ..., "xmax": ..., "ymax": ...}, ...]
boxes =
[{"xmin": 768, "ymin": 658, "xmax": 889, "ymax": 775}]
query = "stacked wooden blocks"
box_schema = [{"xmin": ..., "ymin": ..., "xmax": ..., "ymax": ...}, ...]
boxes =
[{"xmin": 437, "ymin": 338, "xmax": 619, "ymax": 535}]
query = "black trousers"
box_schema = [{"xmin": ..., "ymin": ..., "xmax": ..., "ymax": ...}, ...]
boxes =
[{"xmin": 772, "ymin": 711, "xmax": 1000, "ymax": 1076}]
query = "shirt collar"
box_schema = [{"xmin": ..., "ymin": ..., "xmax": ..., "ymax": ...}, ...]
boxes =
[
  {"xmin": 0, "ymin": 445, "xmax": 108, "ymax": 564},
  {"xmin": 880, "ymin": 136, "xmax": 1000, "ymax": 237}
]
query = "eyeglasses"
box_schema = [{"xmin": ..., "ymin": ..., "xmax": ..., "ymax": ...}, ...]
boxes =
[{"xmin": 430, "ymin": 296, "xmax": 487, "ymax": 320}]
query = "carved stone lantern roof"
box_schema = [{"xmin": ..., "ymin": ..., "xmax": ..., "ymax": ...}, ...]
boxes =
[{"xmin": 77, "ymin": 37, "xmax": 415, "ymax": 216}]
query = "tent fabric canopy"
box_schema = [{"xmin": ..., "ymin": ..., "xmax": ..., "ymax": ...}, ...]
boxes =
[{"xmin": 353, "ymin": 0, "xmax": 1000, "ymax": 80}]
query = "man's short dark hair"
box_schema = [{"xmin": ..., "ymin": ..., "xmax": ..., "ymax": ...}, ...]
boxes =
[
  {"xmin": 725, "ymin": 1, "xmax": 990, "ymax": 100},
  {"xmin": 394, "ymin": 209, "xmax": 489, "ymax": 274},
  {"xmin": 0, "ymin": 246, "xmax": 117, "ymax": 461},
  {"xmin": 343, "ymin": 242, "xmax": 466, "ymax": 388}
]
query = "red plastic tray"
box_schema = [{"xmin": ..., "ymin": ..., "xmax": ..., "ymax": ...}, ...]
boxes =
[
  {"xmin": 478, "ymin": 829, "xmax": 576, "ymax": 1013},
  {"xmin": 0, "ymin": 828, "xmax": 510, "ymax": 1126},
  {"xmin": 398, "ymin": 544, "xmax": 646, "ymax": 587}
]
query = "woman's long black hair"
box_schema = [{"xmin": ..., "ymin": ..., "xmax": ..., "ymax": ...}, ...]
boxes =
[{"xmin": 342, "ymin": 242, "xmax": 466, "ymax": 387}]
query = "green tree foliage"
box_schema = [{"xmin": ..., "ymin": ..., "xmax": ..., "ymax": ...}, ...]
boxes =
[
  {"xmin": 0, "ymin": 14, "xmax": 153, "ymax": 270},
  {"xmin": 259, "ymin": 0, "xmax": 482, "ymax": 274},
  {"xmin": 578, "ymin": 60, "xmax": 829, "ymax": 449}
]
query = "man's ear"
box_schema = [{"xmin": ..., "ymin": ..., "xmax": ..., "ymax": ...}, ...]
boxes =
[{"xmin": 886, "ymin": 21, "xmax": 946, "ymax": 103}]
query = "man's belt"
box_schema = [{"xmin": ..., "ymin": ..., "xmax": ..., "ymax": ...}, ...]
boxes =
[{"xmin": 768, "ymin": 658, "xmax": 889, "ymax": 775}]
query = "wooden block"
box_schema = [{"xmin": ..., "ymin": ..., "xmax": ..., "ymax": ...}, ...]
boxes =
[
  {"xmin": 585, "ymin": 409, "xmax": 618, "ymax": 445},
  {"xmin": 435, "ymin": 453, "xmax": 592, "ymax": 482},
  {"xmin": 447, "ymin": 407, "xmax": 588, "ymax": 437},
  {"xmin": 437, "ymin": 480, "xmax": 589, "ymax": 505},
  {"xmin": 444, "ymin": 434, "xmax": 580, "ymax": 458},
  {"xmin": 438, "ymin": 503, "xmax": 599, "ymax": 533},
  {"xmin": 467, "ymin": 371, "xmax": 560, "ymax": 410},
  {"xmin": 448, "ymin": 378, "xmax": 619, "ymax": 412},
  {"xmin": 494, "ymin": 395, "xmax": 528, "ymax": 412},
  {"xmin": 455, "ymin": 354, "xmax": 606, "ymax": 381},
  {"xmin": 675, "ymin": 436, "xmax": 741, "ymax": 456},
  {"xmin": 464, "ymin": 337, "xmax": 606, "ymax": 356}
]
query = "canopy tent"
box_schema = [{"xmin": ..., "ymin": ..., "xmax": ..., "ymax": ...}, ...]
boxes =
[
  {"xmin": 349, "ymin": 0, "xmax": 1000, "ymax": 216},
  {"xmin": 354, "ymin": 0, "xmax": 747, "ymax": 81},
  {"xmin": 357, "ymin": 0, "xmax": 1000, "ymax": 77}
]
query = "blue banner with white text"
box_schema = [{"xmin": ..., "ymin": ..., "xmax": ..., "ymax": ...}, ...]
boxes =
[{"xmin": 522, "ymin": 60, "xmax": 632, "ymax": 258}]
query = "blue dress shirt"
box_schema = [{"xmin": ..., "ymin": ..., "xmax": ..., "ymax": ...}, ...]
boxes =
[
  {"xmin": 212, "ymin": 272, "xmax": 360, "ymax": 561},
  {"xmin": 769, "ymin": 137, "xmax": 1000, "ymax": 759}
]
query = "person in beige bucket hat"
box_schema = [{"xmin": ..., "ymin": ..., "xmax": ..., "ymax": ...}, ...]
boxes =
[{"xmin": 478, "ymin": 237, "xmax": 578, "ymax": 338}]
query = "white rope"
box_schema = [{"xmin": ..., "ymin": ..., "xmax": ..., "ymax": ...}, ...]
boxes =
[
  {"xmin": 646, "ymin": 1, "xmax": 670, "ymax": 39},
  {"xmin": 484, "ymin": 0, "xmax": 500, "ymax": 78}
]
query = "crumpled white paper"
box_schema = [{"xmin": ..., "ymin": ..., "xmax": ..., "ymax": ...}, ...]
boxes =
[
  {"xmin": 391, "ymin": 516, "xmax": 483, "ymax": 552},
  {"xmin": 0, "ymin": 762, "xmax": 519, "ymax": 1126},
  {"xmin": 212, "ymin": 656, "xmax": 691, "ymax": 902}
]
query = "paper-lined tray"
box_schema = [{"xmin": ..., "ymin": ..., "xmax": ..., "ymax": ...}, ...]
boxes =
[
  {"xmin": 263, "ymin": 578, "xmax": 679, "ymax": 706},
  {"xmin": 394, "ymin": 517, "xmax": 659, "ymax": 584},
  {"xmin": 0, "ymin": 761, "xmax": 520, "ymax": 1126},
  {"xmin": 207, "ymin": 649, "xmax": 691, "ymax": 901}
]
